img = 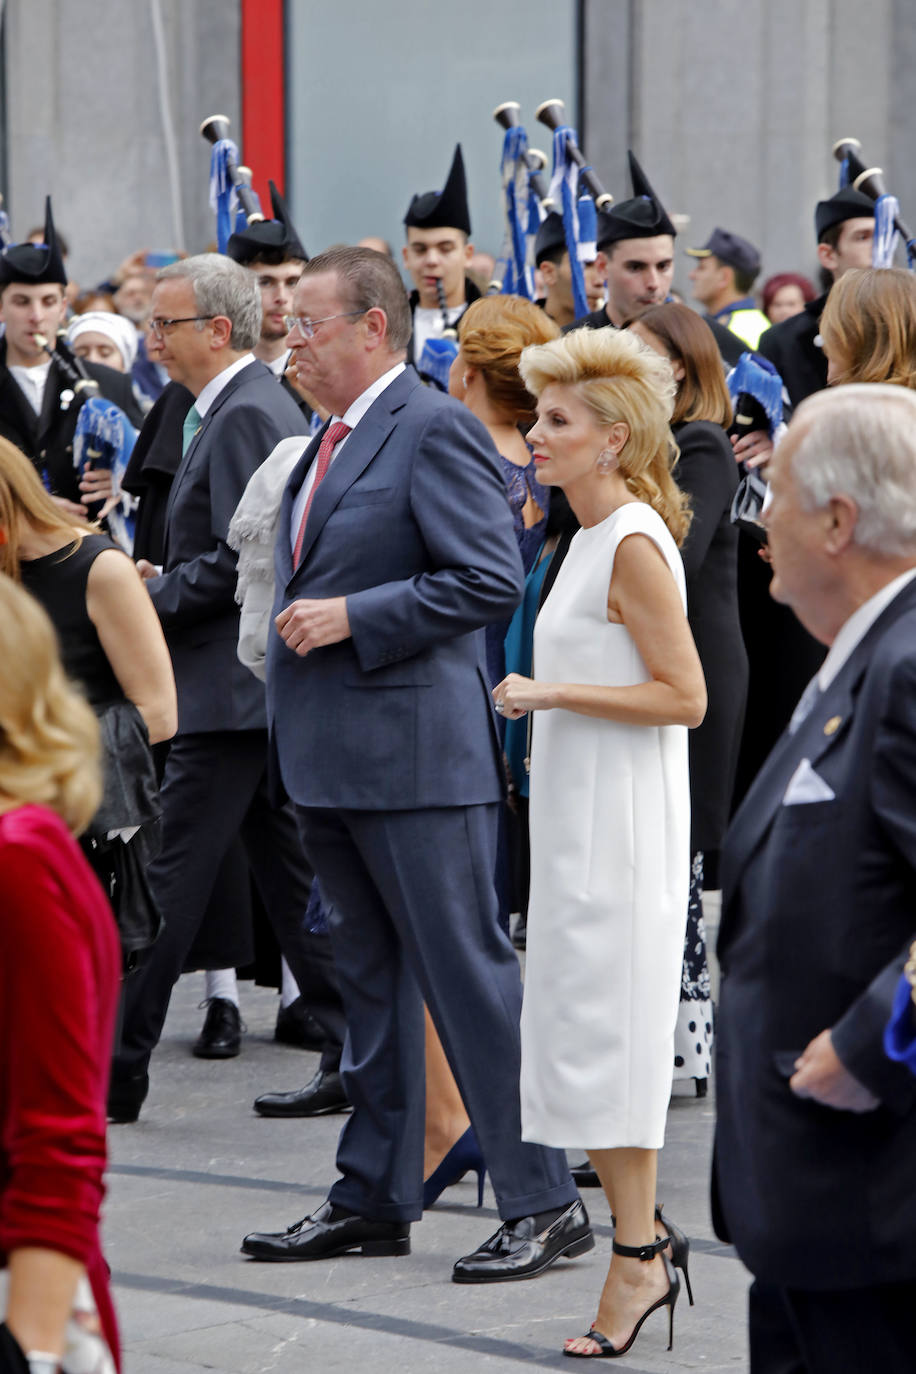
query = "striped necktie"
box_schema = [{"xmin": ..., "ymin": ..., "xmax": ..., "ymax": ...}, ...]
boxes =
[{"xmin": 292, "ymin": 420, "xmax": 351, "ymax": 566}]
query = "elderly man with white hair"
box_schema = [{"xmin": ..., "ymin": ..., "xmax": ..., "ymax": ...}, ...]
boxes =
[{"xmin": 713, "ymin": 383, "xmax": 916, "ymax": 1374}]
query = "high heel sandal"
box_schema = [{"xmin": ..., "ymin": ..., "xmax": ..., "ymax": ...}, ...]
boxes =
[
  {"xmin": 655, "ymin": 1202, "xmax": 694, "ymax": 1306},
  {"xmin": 423, "ymin": 1126, "xmax": 486, "ymax": 1208},
  {"xmin": 609, "ymin": 1203, "xmax": 695, "ymax": 1306},
  {"xmin": 563, "ymin": 1235, "xmax": 679, "ymax": 1359}
]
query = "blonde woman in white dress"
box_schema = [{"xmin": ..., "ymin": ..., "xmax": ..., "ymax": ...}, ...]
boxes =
[{"xmin": 494, "ymin": 327, "xmax": 706, "ymax": 1360}]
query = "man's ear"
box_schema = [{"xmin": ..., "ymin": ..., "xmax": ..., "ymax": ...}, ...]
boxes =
[
  {"xmin": 593, "ymin": 251, "xmax": 608, "ymax": 283},
  {"xmin": 463, "ymin": 240, "xmax": 474, "ymax": 266},
  {"xmin": 210, "ymin": 315, "xmax": 233, "ymax": 349},
  {"xmin": 824, "ymin": 494, "xmax": 858, "ymax": 555},
  {"xmin": 540, "ymin": 261, "xmax": 558, "ymax": 288},
  {"xmin": 363, "ymin": 305, "xmax": 389, "ymax": 348},
  {"xmin": 817, "ymin": 241, "xmax": 838, "ymax": 276}
]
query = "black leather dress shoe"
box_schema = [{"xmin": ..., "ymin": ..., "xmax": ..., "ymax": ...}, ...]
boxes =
[
  {"xmin": 107, "ymin": 1069, "xmax": 149, "ymax": 1124},
  {"xmin": 570, "ymin": 1161, "xmax": 601, "ymax": 1188},
  {"xmin": 241, "ymin": 1200, "xmax": 410, "ymax": 1261},
  {"xmin": 253, "ymin": 1068, "xmax": 350, "ymax": 1117},
  {"xmin": 274, "ymin": 996, "xmax": 325, "ymax": 1050},
  {"xmin": 192, "ymin": 997, "xmax": 242, "ymax": 1059},
  {"xmin": 452, "ymin": 1199, "xmax": 593, "ymax": 1283}
]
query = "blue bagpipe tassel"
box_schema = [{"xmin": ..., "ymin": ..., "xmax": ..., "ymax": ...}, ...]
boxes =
[
  {"xmin": 576, "ymin": 193, "xmax": 597, "ymax": 276},
  {"xmin": 837, "ymin": 156, "xmax": 851, "ymax": 190},
  {"xmin": 872, "ymin": 193, "xmax": 900, "ymax": 269},
  {"xmin": 73, "ymin": 396, "xmax": 140, "ymax": 553},
  {"xmin": 209, "ymin": 139, "xmax": 241, "ymax": 254},
  {"xmin": 727, "ymin": 352, "xmax": 784, "ymax": 438},
  {"xmin": 417, "ymin": 336, "xmax": 459, "ymax": 393},
  {"xmin": 495, "ymin": 124, "xmax": 537, "ymax": 298},
  {"xmin": 547, "ymin": 127, "xmax": 588, "ymax": 320}
]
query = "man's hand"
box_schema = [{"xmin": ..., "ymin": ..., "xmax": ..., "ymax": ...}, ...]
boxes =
[
  {"xmin": 79, "ymin": 465, "xmax": 118, "ymax": 518},
  {"xmin": 135, "ymin": 559, "xmax": 159, "ymax": 582},
  {"xmin": 730, "ymin": 429, "xmax": 773, "ymax": 470},
  {"xmin": 276, "ymin": 597, "xmax": 351, "ymax": 657},
  {"xmin": 50, "ymin": 494, "xmax": 87, "ymax": 520},
  {"xmin": 789, "ymin": 1028, "xmax": 880, "ymax": 1113}
]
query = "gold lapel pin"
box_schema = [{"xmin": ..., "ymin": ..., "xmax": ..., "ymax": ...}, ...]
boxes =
[{"xmin": 823, "ymin": 715, "xmax": 842, "ymax": 736}]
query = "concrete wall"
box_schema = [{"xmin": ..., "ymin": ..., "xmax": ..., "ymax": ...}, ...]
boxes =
[
  {"xmin": 3, "ymin": 0, "xmax": 239, "ymax": 289},
  {"xmin": 3, "ymin": 0, "xmax": 915, "ymax": 298},
  {"xmin": 583, "ymin": 0, "xmax": 910, "ymax": 297}
]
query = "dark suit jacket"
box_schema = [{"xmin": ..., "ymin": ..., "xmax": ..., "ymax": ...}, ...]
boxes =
[
  {"xmin": 714, "ymin": 576, "xmax": 916, "ymax": 1289},
  {"xmin": 673, "ymin": 420, "xmax": 747, "ymax": 856},
  {"xmin": 757, "ymin": 293, "xmax": 828, "ymax": 409},
  {"xmin": 149, "ymin": 359, "xmax": 308, "ymax": 735},
  {"xmin": 121, "ymin": 380, "xmax": 194, "ymax": 563},
  {"xmin": 0, "ymin": 339, "xmax": 144, "ymax": 502},
  {"xmin": 266, "ymin": 365, "xmax": 524, "ymax": 810}
]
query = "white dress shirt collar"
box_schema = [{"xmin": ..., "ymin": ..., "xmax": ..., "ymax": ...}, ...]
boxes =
[
  {"xmin": 818, "ymin": 566, "xmax": 916, "ymax": 690},
  {"xmin": 195, "ymin": 352, "xmax": 256, "ymax": 417},
  {"xmin": 335, "ymin": 362, "xmax": 406, "ymax": 432}
]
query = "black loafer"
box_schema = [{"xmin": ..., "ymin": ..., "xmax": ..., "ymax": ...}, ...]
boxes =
[
  {"xmin": 241, "ymin": 1200, "xmax": 410, "ymax": 1261},
  {"xmin": 274, "ymin": 997, "xmax": 325, "ymax": 1050},
  {"xmin": 253, "ymin": 1068, "xmax": 350, "ymax": 1117},
  {"xmin": 192, "ymin": 997, "xmax": 242, "ymax": 1059},
  {"xmin": 452, "ymin": 1198, "xmax": 594, "ymax": 1283}
]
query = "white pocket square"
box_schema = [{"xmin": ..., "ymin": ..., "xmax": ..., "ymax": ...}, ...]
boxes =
[{"xmin": 783, "ymin": 758, "xmax": 836, "ymax": 805}]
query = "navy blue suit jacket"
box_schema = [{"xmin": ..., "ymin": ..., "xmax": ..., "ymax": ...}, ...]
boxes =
[
  {"xmin": 150, "ymin": 359, "xmax": 308, "ymax": 734},
  {"xmin": 714, "ymin": 576, "xmax": 916, "ymax": 1289},
  {"xmin": 266, "ymin": 366, "xmax": 524, "ymax": 810}
]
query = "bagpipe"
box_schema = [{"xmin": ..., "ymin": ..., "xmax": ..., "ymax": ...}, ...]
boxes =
[
  {"xmin": 536, "ymin": 98, "xmax": 613, "ymax": 319},
  {"xmin": 833, "ymin": 137, "xmax": 916, "ymax": 269},
  {"xmin": 35, "ymin": 329, "xmax": 139, "ymax": 549},
  {"xmin": 727, "ymin": 352, "xmax": 785, "ymax": 545},
  {"xmin": 200, "ymin": 113, "xmax": 265, "ymax": 252},
  {"xmin": 490, "ymin": 100, "xmax": 553, "ymax": 298}
]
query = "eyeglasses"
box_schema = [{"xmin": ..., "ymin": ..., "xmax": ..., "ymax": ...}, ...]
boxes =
[
  {"xmin": 283, "ymin": 311, "xmax": 365, "ymax": 339},
  {"xmin": 148, "ymin": 315, "xmax": 216, "ymax": 340}
]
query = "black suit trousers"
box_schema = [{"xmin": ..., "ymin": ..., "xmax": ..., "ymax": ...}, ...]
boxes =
[
  {"xmin": 115, "ymin": 729, "xmax": 341, "ymax": 1073},
  {"xmin": 749, "ymin": 1277, "xmax": 916, "ymax": 1374},
  {"xmin": 297, "ymin": 802, "xmax": 577, "ymax": 1223}
]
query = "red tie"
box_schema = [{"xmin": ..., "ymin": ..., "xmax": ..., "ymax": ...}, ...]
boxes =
[{"xmin": 292, "ymin": 420, "xmax": 351, "ymax": 566}]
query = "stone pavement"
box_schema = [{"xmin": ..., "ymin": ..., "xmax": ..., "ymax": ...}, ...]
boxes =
[{"xmin": 105, "ymin": 899, "xmax": 750, "ymax": 1372}]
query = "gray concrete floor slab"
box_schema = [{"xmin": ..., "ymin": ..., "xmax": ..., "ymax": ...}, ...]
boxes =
[{"xmin": 106, "ymin": 899, "xmax": 750, "ymax": 1371}]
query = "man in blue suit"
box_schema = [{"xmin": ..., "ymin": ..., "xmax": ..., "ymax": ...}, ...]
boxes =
[
  {"xmin": 242, "ymin": 247, "xmax": 589, "ymax": 1279},
  {"xmin": 109, "ymin": 255, "xmax": 325, "ymax": 1122},
  {"xmin": 714, "ymin": 384, "xmax": 916, "ymax": 1372}
]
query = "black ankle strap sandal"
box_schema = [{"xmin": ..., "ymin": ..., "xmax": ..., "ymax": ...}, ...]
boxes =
[{"xmin": 611, "ymin": 1234, "xmax": 671, "ymax": 1262}]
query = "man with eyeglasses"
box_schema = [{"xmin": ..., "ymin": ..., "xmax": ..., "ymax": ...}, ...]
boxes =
[
  {"xmin": 108, "ymin": 253, "xmax": 321, "ymax": 1125},
  {"xmin": 241, "ymin": 246, "xmax": 590, "ymax": 1281}
]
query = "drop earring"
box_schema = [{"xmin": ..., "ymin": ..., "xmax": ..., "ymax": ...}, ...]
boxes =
[
  {"xmin": 597, "ymin": 448, "xmax": 617, "ymax": 473},
  {"xmin": 462, "ymin": 373, "xmax": 472, "ymax": 391}
]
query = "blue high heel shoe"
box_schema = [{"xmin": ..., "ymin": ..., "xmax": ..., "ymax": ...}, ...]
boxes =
[{"xmin": 423, "ymin": 1127, "xmax": 486, "ymax": 1208}]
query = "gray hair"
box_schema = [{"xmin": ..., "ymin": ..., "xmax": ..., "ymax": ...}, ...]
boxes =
[
  {"xmin": 157, "ymin": 253, "xmax": 262, "ymax": 351},
  {"xmin": 791, "ymin": 384, "xmax": 916, "ymax": 556}
]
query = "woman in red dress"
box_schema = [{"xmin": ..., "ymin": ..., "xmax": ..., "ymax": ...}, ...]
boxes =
[{"xmin": 0, "ymin": 576, "xmax": 122, "ymax": 1371}]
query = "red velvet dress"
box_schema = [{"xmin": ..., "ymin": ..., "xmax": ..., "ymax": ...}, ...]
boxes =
[{"xmin": 0, "ymin": 804, "xmax": 121, "ymax": 1368}]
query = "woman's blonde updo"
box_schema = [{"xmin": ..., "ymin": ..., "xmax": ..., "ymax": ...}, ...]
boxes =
[
  {"xmin": 820, "ymin": 267, "xmax": 916, "ymax": 389},
  {"xmin": 0, "ymin": 575, "xmax": 101, "ymax": 834},
  {"xmin": 457, "ymin": 294, "xmax": 560, "ymax": 425},
  {"xmin": 519, "ymin": 326, "xmax": 691, "ymax": 545}
]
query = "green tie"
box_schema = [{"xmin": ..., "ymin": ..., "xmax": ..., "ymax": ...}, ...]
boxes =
[{"xmin": 182, "ymin": 403, "xmax": 202, "ymax": 456}]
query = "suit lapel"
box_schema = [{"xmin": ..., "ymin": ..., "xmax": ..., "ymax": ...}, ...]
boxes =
[
  {"xmin": 722, "ymin": 578, "xmax": 916, "ymax": 927},
  {"xmin": 165, "ymin": 360, "xmax": 265, "ymax": 527},
  {"xmin": 285, "ymin": 368, "xmax": 417, "ymax": 585}
]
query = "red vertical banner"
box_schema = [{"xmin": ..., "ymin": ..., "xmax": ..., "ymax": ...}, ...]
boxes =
[{"xmin": 241, "ymin": 0, "xmax": 286, "ymax": 207}]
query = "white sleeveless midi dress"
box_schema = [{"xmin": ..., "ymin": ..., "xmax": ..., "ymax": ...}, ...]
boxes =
[{"xmin": 520, "ymin": 501, "xmax": 691, "ymax": 1149}]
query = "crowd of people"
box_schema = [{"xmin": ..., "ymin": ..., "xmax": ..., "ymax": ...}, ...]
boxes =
[{"xmin": 1, "ymin": 137, "xmax": 916, "ymax": 1374}]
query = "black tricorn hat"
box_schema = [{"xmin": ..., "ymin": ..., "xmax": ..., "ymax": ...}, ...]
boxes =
[
  {"xmin": 0, "ymin": 196, "xmax": 67, "ymax": 287},
  {"xmin": 226, "ymin": 181, "xmax": 308, "ymax": 264},
  {"xmin": 534, "ymin": 212, "xmax": 568, "ymax": 264},
  {"xmin": 814, "ymin": 186, "xmax": 875, "ymax": 242},
  {"xmin": 404, "ymin": 145, "xmax": 472, "ymax": 236},
  {"xmin": 596, "ymin": 151, "xmax": 676, "ymax": 248}
]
